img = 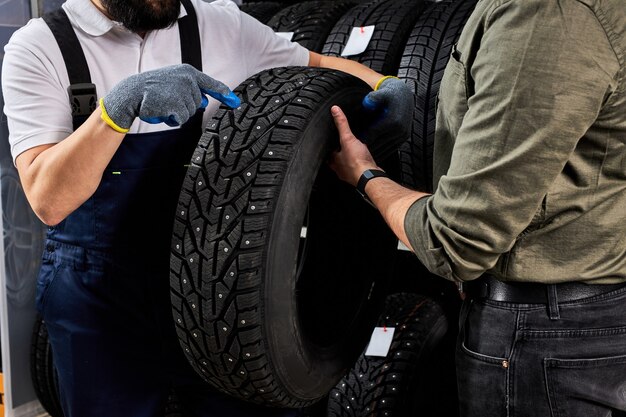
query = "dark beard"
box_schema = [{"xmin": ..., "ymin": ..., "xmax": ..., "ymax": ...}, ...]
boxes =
[{"xmin": 100, "ymin": 0, "xmax": 181, "ymax": 33}]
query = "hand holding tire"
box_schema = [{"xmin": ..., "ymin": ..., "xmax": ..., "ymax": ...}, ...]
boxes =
[
  {"xmin": 100, "ymin": 64, "xmax": 240, "ymax": 132},
  {"xmin": 329, "ymin": 105, "xmax": 379, "ymax": 187},
  {"xmin": 360, "ymin": 77, "xmax": 414, "ymax": 148}
]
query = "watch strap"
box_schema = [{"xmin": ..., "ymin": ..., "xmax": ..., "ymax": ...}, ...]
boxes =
[{"xmin": 356, "ymin": 169, "xmax": 388, "ymax": 201}]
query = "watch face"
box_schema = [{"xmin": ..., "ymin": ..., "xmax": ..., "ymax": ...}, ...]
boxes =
[{"xmin": 363, "ymin": 170, "xmax": 376, "ymax": 180}]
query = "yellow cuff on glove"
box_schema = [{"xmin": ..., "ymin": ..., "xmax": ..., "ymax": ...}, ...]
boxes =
[
  {"xmin": 374, "ymin": 75, "xmax": 399, "ymax": 91},
  {"xmin": 99, "ymin": 98, "xmax": 130, "ymax": 133}
]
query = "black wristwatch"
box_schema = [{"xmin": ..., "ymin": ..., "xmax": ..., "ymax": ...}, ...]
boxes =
[{"xmin": 356, "ymin": 169, "xmax": 388, "ymax": 203}]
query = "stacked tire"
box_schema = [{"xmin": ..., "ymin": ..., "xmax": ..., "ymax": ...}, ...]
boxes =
[
  {"xmin": 31, "ymin": 316, "xmax": 63, "ymax": 417},
  {"xmin": 327, "ymin": 293, "xmax": 448, "ymax": 417},
  {"xmin": 239, "ymin": 2, "xmax": 285, "ymax": 24},
  {"xmin": 398, "ymin": 0, "xmax": 479, "ymax": 192},
  {"xmin": 322, "ymin": 0, "xmax": 426, "ymax": 74},
  {"xmin": 267, "ymin": 1, "xmax": 355, "ymax": 52}
]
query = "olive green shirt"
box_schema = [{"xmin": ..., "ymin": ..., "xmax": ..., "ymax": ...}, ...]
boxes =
[{"xmin": 405, "ymin": 0, "xmax": 626, "ymax": 284}]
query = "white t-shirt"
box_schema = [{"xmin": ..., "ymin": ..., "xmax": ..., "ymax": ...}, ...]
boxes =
[{"xmin": 2, "ymin": 0, "xmax": 310, "ymax": 162}]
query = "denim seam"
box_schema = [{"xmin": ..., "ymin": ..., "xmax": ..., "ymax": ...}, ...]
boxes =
[
  {"xmin": 545, "ymin": 354, "xmax": 626, "ymax": 368},
  {"xmin": 40, "ymin": 264, "xmax": 63, "ymax": 316},
  {"xmin": 522, "ymin": 326, "xmax": 626, "ymax": 339},
  {"xmin": 507, "ymin": 311, "xmax": 524, "ymax": 417},
  {"xmin": 544, "ymin": 358, "xmax": 560, "ymax": 417},
  {"xmin": 460, "ymin": 340, "xmax": 507, "ymax": 363},
  {"xmin": 557, "ymin": 286, "xmax": 626, "ymax": 307},
  {"xmin": 482, "ymin": 299, "xmax": 545, "ymax": 311},
  {"xmin": 478, "ymin": 286, "xmax": 626, "ymax": 310}
]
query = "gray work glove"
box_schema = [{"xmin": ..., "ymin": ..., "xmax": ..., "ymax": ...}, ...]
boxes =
[
  {"xmin": 100, "ymin": 63, "xmax": 240, "ymax": 132},
  {"xmin": 359, "ymin": 76, "xmax": 414, "ymax": 160}
]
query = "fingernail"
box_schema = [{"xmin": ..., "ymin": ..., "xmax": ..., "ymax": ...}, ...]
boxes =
[{"xmin": 331, "ymin": 105, "xmax": 339, "ymax": 115}]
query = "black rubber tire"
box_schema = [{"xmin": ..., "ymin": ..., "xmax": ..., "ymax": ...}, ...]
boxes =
[
  {"xmin": 326, "ymin": 293, "xmax": 448, "ymax": 416},
  {"xmin": 239, "ymin": 2, "xmax": 285, "ymax": 24},
  {"xmin": 267, "ymin": 1, "xmax": 355, "ymax": 53},
  {"xmin": 31, "ymin": 316, "xmax": 64, "ymax": 417},
  {"xmin": 1, "ymin": 159, "xmax": 44, "ymax": 308},
  {"xmin": 321, "ymin": 0, "xmax": 426, "ymax": 74},
  {"xmin": 397, "ymin": 0, "xmax": 478, "ymax": 191},
  {"xmin": 170, "ymin": 66, "xmax": 398, "ymax": 408}
]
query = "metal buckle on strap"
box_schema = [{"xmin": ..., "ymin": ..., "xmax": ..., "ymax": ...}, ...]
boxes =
[{"xmin": 68, "ymin": 83, "xmax": 97, "ymax": 117}]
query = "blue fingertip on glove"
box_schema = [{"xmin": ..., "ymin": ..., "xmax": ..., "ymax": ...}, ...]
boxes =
[
  {"xmin": 204, "ymin": 90, "xmax": 241, "ymax": 109},
  {"xmin": 362, "ymin": 94, "xmax": 390, "ymax": 118},
  {"xmin": 140, "ymin": 115, "xmax": 183, "ymax": 127},
  {"xmin": 362, "ymin": 95, "xmax": 378, "ymax": 112}
]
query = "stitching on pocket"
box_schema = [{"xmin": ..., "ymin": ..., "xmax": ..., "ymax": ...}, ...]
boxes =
[
  {"xmin": 544, "ymin": 358, "xmax": 561, "ymax": 417},
  {"xmin": 523, "ymin": 326, "xmax": 626, "ymax": 339},
  {"xmin": 544, "ymin": 353, "xmax": 626, "ymax": 417},
  {"xmin": 460, "ymin": 340, "xmax": 508, "ymax": 364},
  {"xmin": 39, "ymin": 262, "xmax": 63, "ymax": 314},
  {"xmin": 545, "ymin": 354, "xmax": 626, "ymax": 368}
]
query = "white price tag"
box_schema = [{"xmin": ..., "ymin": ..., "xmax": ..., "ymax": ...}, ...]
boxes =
[
  {"xmin": 397, "ymin": 240, "xmax": 410, "ymax": 251},
  {"xmin": 364, "ymin": 326, "xmax": 395, "ymax": 357},
  {"xmin": 275, "ymin": 32, "xmax": 295, "ymax": 41},
  {"xmin": 341, "ymin": 25, "xmax": 376, "ymax": 57}
]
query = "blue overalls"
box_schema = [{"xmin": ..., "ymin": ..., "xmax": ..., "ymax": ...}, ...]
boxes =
[{"xmin": 37, "ymin": 4, "xmax": 298, "ymax": 417}]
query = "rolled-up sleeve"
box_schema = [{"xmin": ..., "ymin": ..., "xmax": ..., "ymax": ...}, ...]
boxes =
[{"xmin": 405, "ymin": 0, "xmax": 619, "ymax": 282}]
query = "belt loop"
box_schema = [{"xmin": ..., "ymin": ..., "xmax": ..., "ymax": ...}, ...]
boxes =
[{"xmin": 547, "ymin": 285, "xmax": 560, "ymax": 320}]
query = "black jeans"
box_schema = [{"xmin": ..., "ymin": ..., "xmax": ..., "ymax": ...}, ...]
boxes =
[{"xmin": 456, "ymin": 284, "xmax": 626, "ymax": 417}]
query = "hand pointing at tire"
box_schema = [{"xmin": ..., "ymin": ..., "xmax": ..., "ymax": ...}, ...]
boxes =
[{"xmin": 100, "ymin": 64, "xmax": 240, "ymax": 133}]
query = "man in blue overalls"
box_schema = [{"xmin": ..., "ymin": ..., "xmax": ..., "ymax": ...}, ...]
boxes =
[{"xmin": 2, "ymin": 0, "xmax": 413, "ymax": 415}]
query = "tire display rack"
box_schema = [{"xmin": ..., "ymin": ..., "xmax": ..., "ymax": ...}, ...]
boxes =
[
  {"xmin": 0, "ymin": 0, "xmax": 483, "ymax": 416},
  {"xmin": 398, "ymin": 0, "xmax": 479, "ymax": 192}
]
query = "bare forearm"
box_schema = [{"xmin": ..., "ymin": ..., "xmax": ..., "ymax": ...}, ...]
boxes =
[
  {"xmin": 17, "ymin": 108, "xmax": 125, "ymax": 225},
  {"xmin": 365, "ymin": 177, "xmax": 429, "ymax": 252},
  {"xmin": 309, "ymin": 52, "xmax": 382, "ymax": 89}
]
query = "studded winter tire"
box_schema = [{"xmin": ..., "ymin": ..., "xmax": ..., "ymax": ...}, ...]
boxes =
[
  {"xmin": 170, "ymin": 67, "xmax": 398, "ymax": 407},
  {"xmin": 267, "ymin": 1, "xmax": 355, "ymax": 53},
  {"xmin": 397, "ymin": 0, "xmax": 478, "ymax": 191},
  {"xmin": 239, "ymin": 2, "xmax": 285, "ymax": 24},
  {"xmin": 31, "ymin": 315, "xmax": 64, "ymax": 417},
  {"xmin": 327, "ymin": 293, "xmax": 448, "ymax": 416},
  {"xmin": 321, "ymin": 0, "xmax": 426, "ymax": 74}
]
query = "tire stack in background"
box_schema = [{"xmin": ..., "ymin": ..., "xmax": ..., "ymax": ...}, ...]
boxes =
[
  {"xmin": 267, "ymin": 1, "xmax": 356, "ymax": 53},
  {"xmin": 239, "ymin": 2, "xmax": 285, "ymax": 24},
  {"xmin": 327, "ymin": 293, "xmax": 448, "ymax": 417}
]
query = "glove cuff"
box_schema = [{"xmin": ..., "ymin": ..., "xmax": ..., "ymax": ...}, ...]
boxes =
[
  {"xmin": 374, "ymin": 75, "xmax": 399, "ymax": 91},
  {"xmin": 99, "ymin": 98, "xmax": 130, "ymax": 133}
]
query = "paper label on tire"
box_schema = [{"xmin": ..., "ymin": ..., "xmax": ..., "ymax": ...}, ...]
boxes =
[
  {"xmin": 341, "ymin": 26, "xmax": 376, "ymax": 57},
  {"xmin": 364, "ymin": 326, "xmax": 395, "ymax": 357}
]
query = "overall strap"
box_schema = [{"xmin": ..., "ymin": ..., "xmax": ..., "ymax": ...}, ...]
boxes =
[
  {"xmin": 43, "ymin": 9, "xmax": 96, "ymax": 131},
  {"xmin": 179, "ymin": 0, "xmax": 202, "ymax": 71},
  {"xmin": 178, "ymin": 0, "xmax": 204, "ymax": 136},
  {"xmin": 43, "ymin": 1, "xmax": 203, "ymax": 132}
]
